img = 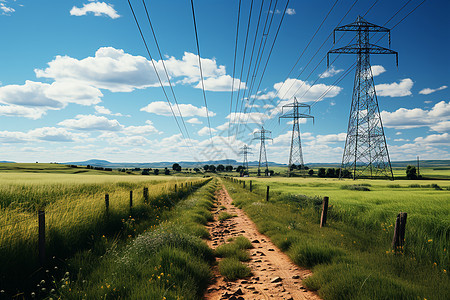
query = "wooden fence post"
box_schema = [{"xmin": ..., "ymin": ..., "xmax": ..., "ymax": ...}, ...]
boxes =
[
  {"xmin": 250, "ymin": 180, "xmax": 252, "ymax": 192},
  {"xmin": 243, "ymin": 181, "xmax": 246, "ymax": 188},
  {"xmin": 130, "ymin": 191, "xmax": 133, "ymax": 208},
  {"xmin": 320, "ymin": 197, "xmax": 329, "ymax": 227},
  {"xmin": 392, "ymin": 212, "xmax": 407, "ymax": 251},
  {"xmin": 143, "ymin": 187, "xmax": 148, "ymax": 203},
  {"xmin": 175, "ymin": 184, "xmax": 177, "ymax": 193},
  {"xmin": 266, "ymin": 186, "xmax": 270, "ymax": 202},
  {"xmin": 105, "ymin": 194, "xmax": 109, "ymax": 212},
  {"xmin": 38, "ymin": 210, "xmax": 45, "ymax": 266}
]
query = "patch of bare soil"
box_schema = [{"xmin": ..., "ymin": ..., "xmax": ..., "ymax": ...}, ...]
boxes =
[{"xmin": 204, "ymin": 186, "xmax": 321, "ymax": 300}]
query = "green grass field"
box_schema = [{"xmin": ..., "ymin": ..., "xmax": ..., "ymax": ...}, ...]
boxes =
[
  {"xmin": 0, "ymin": 165, "xmax": 209, "ymax": 297},
  {"xmin": 224, "ymin": 176, "xmax": 449, "ymax": 299}
]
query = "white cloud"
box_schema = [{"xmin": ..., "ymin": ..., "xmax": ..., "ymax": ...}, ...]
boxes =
[
  {"xmin": 419, "ymin": 85, "xmax": 447, "ymax": 95},
  {"xmin": 198, "ymin": 126, "xmax": 217, "ymax": 136},
  {"xmin": 286, "ymin": 8, "xmax": 296, "ymax": 15},
  {"xmin": 165, "ymin": 52, "xmax": 226, "ymax": 84},
  {"xmin": 28, "ymin": 127, "xmax": 76, "ymax": 142},
  {"xmin": 371, "ymin": 65, "xmax": 386, "ymax": 77},
  {"xmin": 123, "ymin": 120, "xmax": 160, "ymax": 135},
  {"xmin": 0, "ymin": 105, "xmax": 46, "ymax": 119},
  {"xmin": 35, "ymin": 47, "xmax": 160, "ymax": 93},
  {"xmin": 0, "ymin": 131, "xmax": 27, "ymax": 143},
  {"xmin": 260, "ymin": 78, "xmax": 342, "ymax": 102},
  {"xmin": 376, "ymin": 78, "xmax": 413, "ymax": 97},
  {"xmin": 140, "ymin": 101, "xmax": 216, "ymax": 118},
  {"xmin": 394, "ymin": 138, "xmax": 409, "ymax": 142},
  {"xmin": 70, "ymin": 2, "xmax": 120, "ymax": 19},
  {"xmin": 430, "ymin": 121, "xmax": 450, "ymax": 133},
  {"xmin": 0, "ymin": 81, "xmax": 63, "ymax": 108},
  {"xmin": 414, "ymin": 133, "xmax": 450, "ymax": 145},
  {"xmin": 0, "ymin": 3, "xmax": 15, "ymax": 15},
  {"xmin": 59, "ymin": 115, "xmax": 123, "ymax": 131},
  {"xmin": 94, "ymin": 105, "xmax": 125, "ymax": 117},
  {"xmin": 226, "ymin": 112, "xmax": 270, "ymax": 124},
  {"xmin": 381, "ymin": 101, "xmax": 450, "ymax": 132},
  {"xmin": 187, "ymin": 118, "xmax": 202, "ymax": 124},
  {"xmin": 216, "ymin": 122, "xmax": 230, "ymax": 132},
  {"xmin": 320, "ymin": 66, "xmax": 344, "ymax": 78},
  {"xmin": 195, "ymin": 75, "xmax": 245, "ymax": 92}
]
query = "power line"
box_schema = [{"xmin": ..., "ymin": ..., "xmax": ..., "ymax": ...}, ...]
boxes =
[
  {"xmin": 190, "ymin": 0, "xmax": 214, "ymax": 144},
  {"xmin": 237, "ymin": 0, "xmax": 290, "ymax": 138},
  {"xmin": 140, "ymin": 0, "xmax": 193, "ymax": 144},
  {"xmin": 232, "ymin": 0, "xmax": 255, "ymax": 135},
  {"xmin": 228, "ymin": 0, "xmax": 242, "ymax": 138},
  {"xmin": 126, "ymin": 0, "xmax": 194, "ymax": 156}
]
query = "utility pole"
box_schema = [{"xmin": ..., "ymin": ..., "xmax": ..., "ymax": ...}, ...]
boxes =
[
  {"xmin": 253, "ymin": 127, "xmax": 272, "ymax": 176},
  {"xmin": 279, "ymin": 97, "xmax": 314, "ymax": 176},
  {"xmin": 328, "ymin": 16, "xmax": 397, "ymax": 180},
  {"xmin": 240, "ymin": 145, "xmax": 252, "ymax": 175}
]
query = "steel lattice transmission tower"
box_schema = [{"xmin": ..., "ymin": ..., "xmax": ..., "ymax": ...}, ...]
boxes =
[
  {"xmin": 240, "ymin": 145, "xmax": 252, "ymax": 173},
  {"xmin": 327, "ymin": 16, "xmax": 398, "ymax": 180},
  {"xmin": 253, "ymin": 127, "xmax": 272, "ymax": 176},
  {"xmin": 279, "ymin": 97, "xmax": 314, "ymax": 176}
]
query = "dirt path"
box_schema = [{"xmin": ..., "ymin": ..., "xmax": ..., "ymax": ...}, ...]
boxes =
[{"xmin": 204, "ymin": 186, "xmax": 321, "ymax": 300}]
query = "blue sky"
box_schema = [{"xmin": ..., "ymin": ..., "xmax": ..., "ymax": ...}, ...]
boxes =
[{"xmin": 0, "ymin": 0, "xmax": 448, "ymax": 164}]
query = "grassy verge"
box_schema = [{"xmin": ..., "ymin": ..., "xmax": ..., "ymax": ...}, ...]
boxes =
[
  {"xmin": 223, "ymin": 178, "xmax": 449, "ymax": 300},
  {"xmin": 40, "ymin": 179, "xmax": 218, "ymax": 299},
  {"xmin": 0, "ymin": 178, "xmax": 208, "ymax": 297},
  {"xmin": 216, "ymin": 236, "xmax": 253, "ymax": 280}
]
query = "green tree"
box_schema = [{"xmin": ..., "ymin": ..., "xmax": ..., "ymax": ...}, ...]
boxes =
[
  {"xmin": 217, "ymin": 164, "xmax": 225, "ymax": 172},
  {"xmin": 406, "ymin": 165, "xmax": 417, "ymax": 180},
  {"xmin": 326, "ymin": 168, "xmax": 336, "ymax": 178},
  {"xmin": 318, "ymin": 168, "xmax": 326, "ymax": 177},
  {"xmin": 308, "ymin": 169, "xmax": 314, "ymax": 176},
  {"xmin": 236, "ymin": 166, "xmax": 243, "ymax": 173},
  {"xmin": 209, "ymin": 165, "xmax": 216, "ymax": 172},
  {"xmin": 225, "ymin": 165, "xmax": 233, "ymax": 172},
  {"xmin": 153, "ymin": 169, "xmax": 159, "ymax": 175},
  {"xmin": 203, "ymin": 165, "xmax": 209, "ymax": 172},
  {"xmin": 164, "ymin": 167, "xmax": 170, "ymax": 175},
  {"xmin": 172, "ymin": 163, "xmax": 182, "ymax": 172}
]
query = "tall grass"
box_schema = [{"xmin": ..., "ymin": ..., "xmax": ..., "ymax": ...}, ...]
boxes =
[
  {"xmin": 224, "ymin": 178, "xmax": 449, "ymax": 300},
  {"xmin": 0, "ymin": 175, "xmax": 208, "ymax": 295},
  {"xmin": 56, "ymin": 179, "xmax": 219, "ymax": 299}
]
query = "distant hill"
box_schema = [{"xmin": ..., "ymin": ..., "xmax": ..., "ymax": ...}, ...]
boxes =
[{"xmin": 63, "ymin": 159, "xmax": 450, "ymax": 169}]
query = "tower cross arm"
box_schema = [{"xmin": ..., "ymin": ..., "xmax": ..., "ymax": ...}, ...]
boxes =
[
  {"xmin": 334, "ymin": 17, "xmax": 390, "ymax": 34},
  {"xmin": 327, "ymin": 44, "xmax": 398, "ymax": 67}
]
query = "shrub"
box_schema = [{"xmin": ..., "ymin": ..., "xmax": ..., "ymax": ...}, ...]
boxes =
[
  {"xmin": 289, "ymin": 241, "xmax": 343, "ymax": 268},
  {"xmin": 218, "ymin": 212, "xmax": 236, "ymax": 221}
]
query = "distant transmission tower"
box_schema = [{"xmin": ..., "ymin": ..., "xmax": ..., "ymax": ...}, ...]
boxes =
[
  {"xmin": 279, "ymin": 97, "xmax": 314, "ymax": 176},
  {"xmin": 253, "ymin": 127, "xmax": 272, "ymax": 176},
  {"xmin": 240, "ymin": 145, "xmax": 252, "ymax": 173},
  {"xmin": 327, "ymin": 16, "xmax": 397, "ymax": 180}
]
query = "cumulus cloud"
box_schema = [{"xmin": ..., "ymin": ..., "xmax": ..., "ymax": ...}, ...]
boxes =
[
  {"xmin": 59, "ymin": 115, "xmax": 123, "ymax": 131},
  {"xmin": 70, "ymin": 2, "xmax": 120, "ymax": 19},
  {"xmin": 320, "ymin": 66, "xmax": 344, "ymax": 78},
  {"xmin": 419, "ymin": 85, "xmax": 448, "ymax": 95},
  {"xmin": 196, "ymin": 75, "xmax": 245, "ymax": 92},
  {"xmin": 35, "ymin": 47, "xmax": 161, "ymax": 93},
  {"xmin": 371, "ymin": 65, "xmax": 386, "ymax": 77},
  {"xmin": 376, "ymin": 78, "xmax": 413, "ymax": 97},
  {"xmin": 140, "ymin": 101, "xmax": 216, "ymax": 117},
  {"xmin": 94, "ymin": 105, "xmax": 125, "ymax": 117},
  {"xmin": 226, "ymin": 112, "xmax": 270, "ymax": 124},
  {"xmin": 0, "ymin": 105, "xmax": 46, "ymax": 119},
  {"xmin": 198, "ymin": 126, "xmax": 217, "ymax": 136},
  {"xmin": 414, "ymin": 133, "xmax": 450, "ymax": 145},
  {"xmin": 258, "ymin": 78, "xmax": 342, "ymax": 102},
  {"xmin": 28, "ymin": 127, "xmax": 76, "ymax": 142},
  {"xmin": 187, "ymin": 118, "xmax": 202, "ymax": 124},
  {"xmin": 381, "ymin": 101, "xmax": 450, "ymax": 132},
  {"xmin": 123, "ymin": 120, "xmax": 160, "ymax": 135}
]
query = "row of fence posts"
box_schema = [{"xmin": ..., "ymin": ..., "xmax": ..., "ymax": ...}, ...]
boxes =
[
  {"xmin": 37, "ymin": 180, "xmax": 201, "ymax": 266},
  {"xmin": 227, "ymin": 176, "xmax": 407, "ymax": 253}
]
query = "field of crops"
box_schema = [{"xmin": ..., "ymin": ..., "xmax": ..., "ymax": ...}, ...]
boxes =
[
  {"xmin": 224, "ymin": 176, "xmax": 449, "ymax": 299},
  {"xmin": 0, "ymin": 168, "xmax": 209, "ymax": 297}
]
